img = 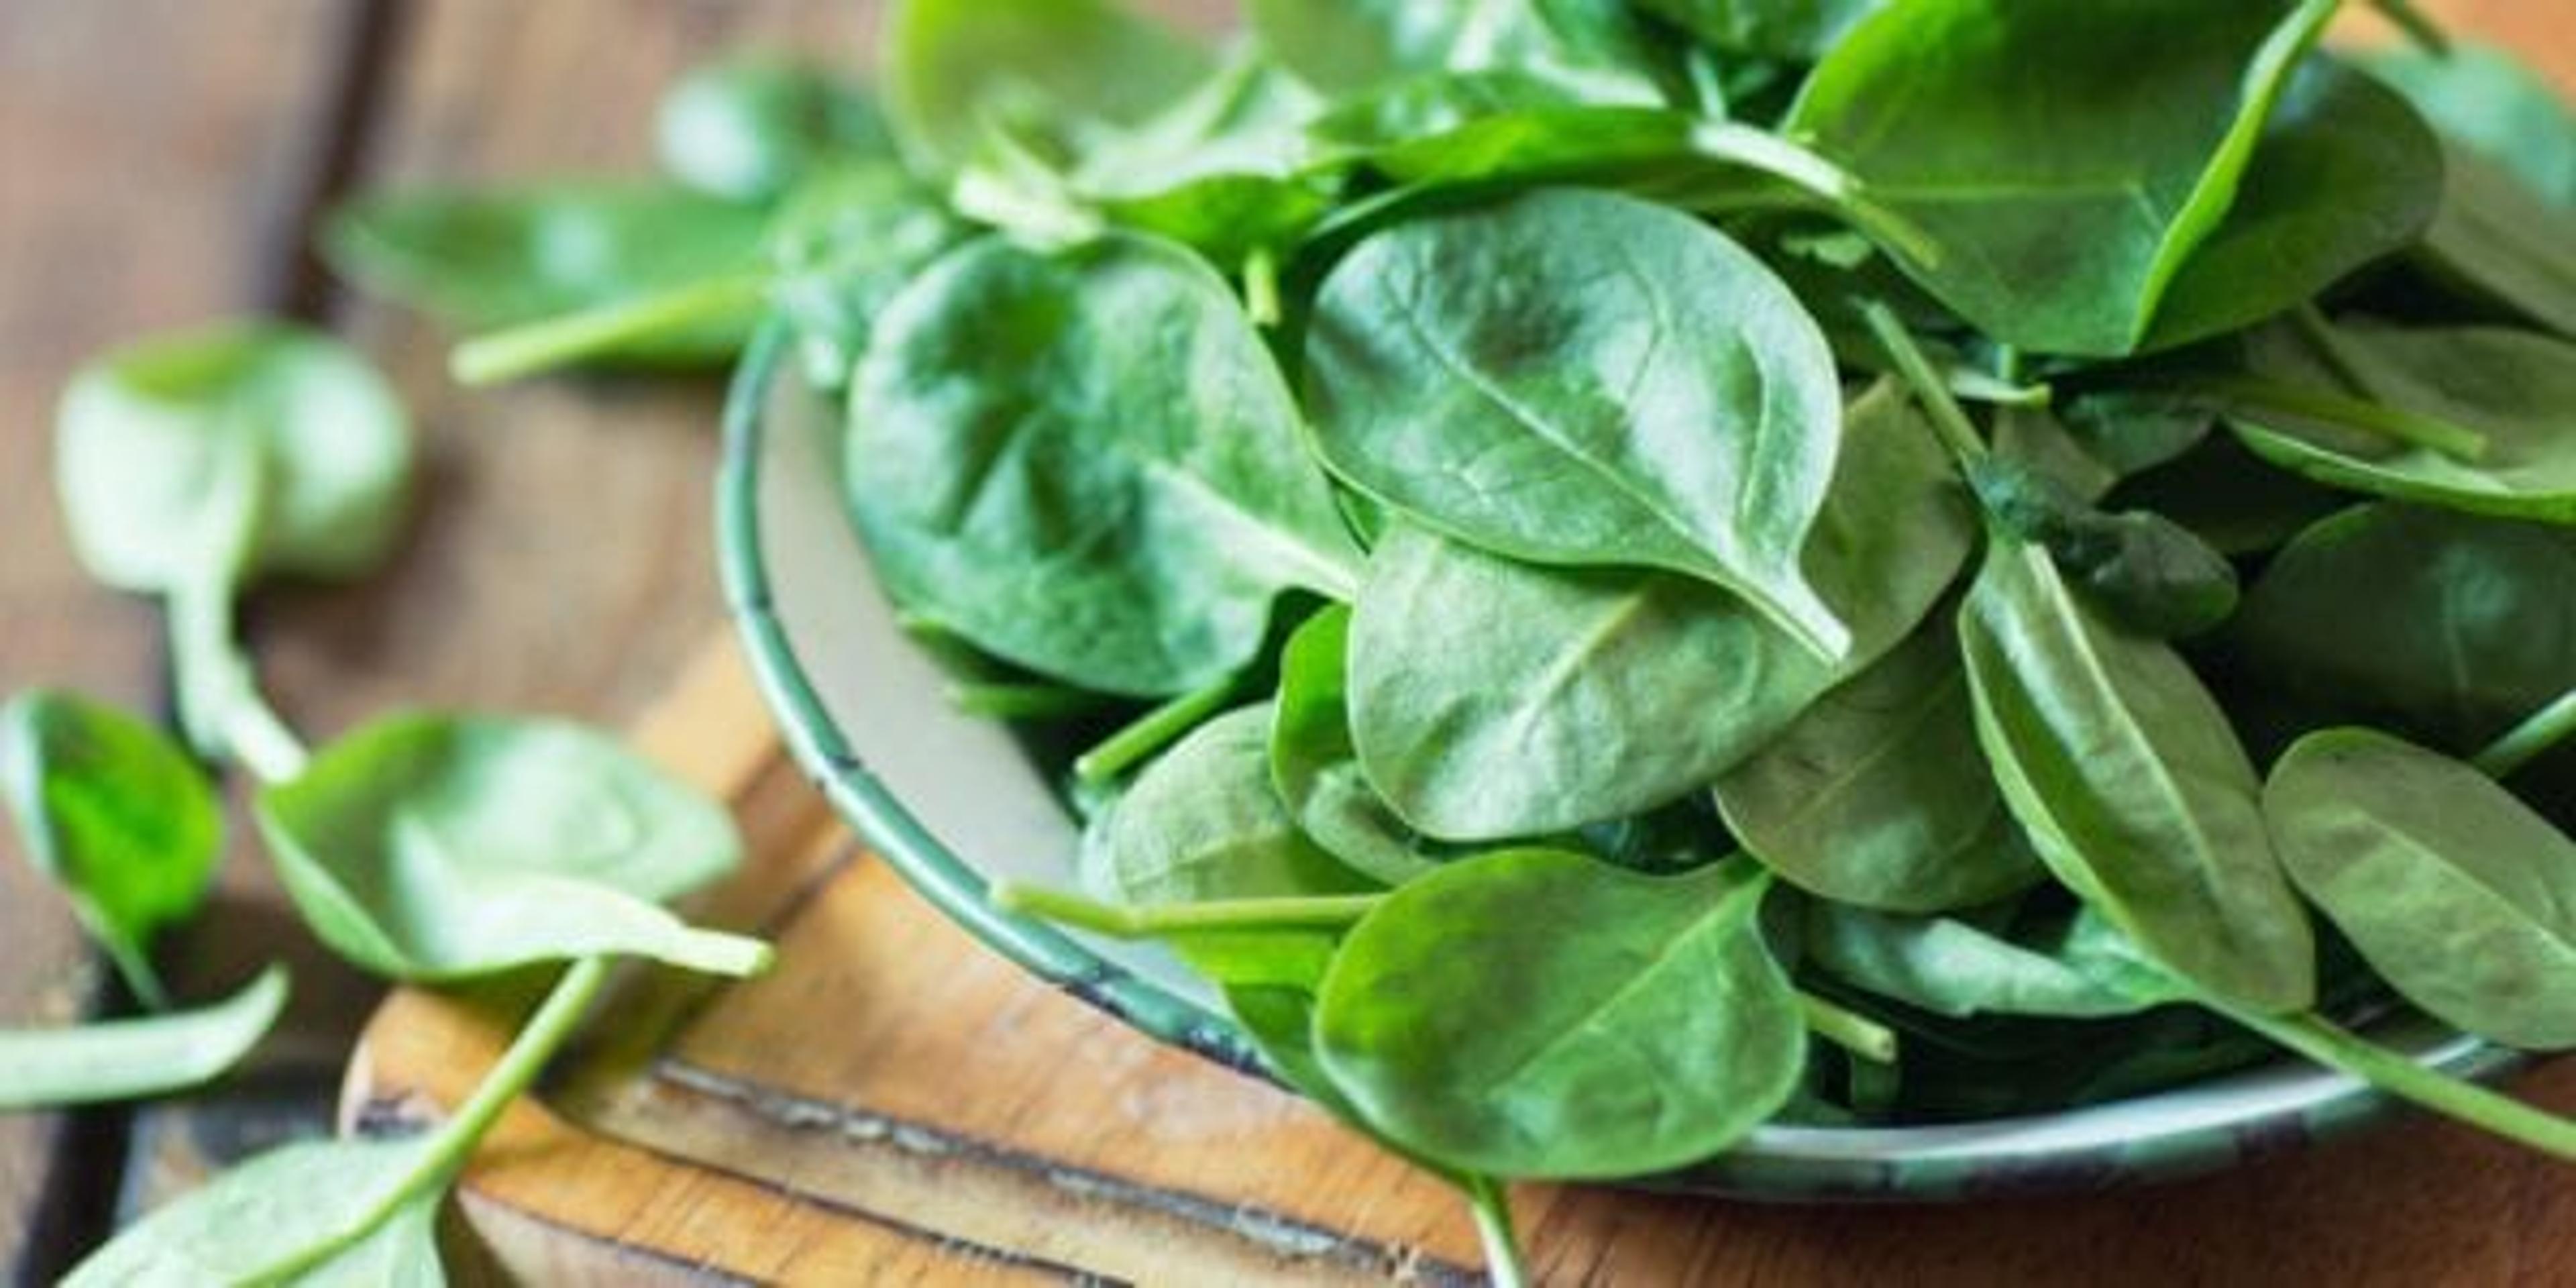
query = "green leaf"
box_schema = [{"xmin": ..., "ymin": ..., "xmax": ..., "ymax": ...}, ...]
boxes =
[
  {"xmin": 1635, "ymin": 0, "xmax": 1880, "ymax": 61},
  {"xmin": 2411, "ymin": 144, "xmax": 2576, "ymax": 339},
  {"xmin": 1313, "ymin": 851, "xmax": 1802, "ymax": 1178},
  {"xmin": 881, "ymin": 0, "xmax": 1210, "ymax": 176},
  {"xmin": 56, "ymin": 322, "xmax": 411, "ymax": 595},
  {"xmin": 1958, "ymin": 542, "xmax": 2316, "ymax": 1014},
  {"xmin": 765, "ymin": 164, "xmax": 969, "ymax": 390},
  {"xmin": 1305, "ymin": 187, "xmax": 1851, "ymax": 658},
  {"xmin": 2231, "ymin": 502, "xmax": 2576, "ymax": 754},
  {"xmin": 1269, "ymin": 606, "xmax": 1448, "ymax": 887},
  {"xmin": 1715, "ymin": 620, "xmax": 2044, "ymax": 913},
  {"xmin": 257, "ymin": 715, "xmax": 765, "ymax": 980},
  {"xmin": 2265, "ymin": 728, "xmax": 2576, "ymax": 1051},
  {"xmin": 1305, "ymin": 71, "xmax": 1690, "ymax": 186},
  {"xmin": 1346, "ymin": 377, "xmax": 1973, "ymax": 839},
  {"xmin": 1786, "ymin": 0, "xmax": 2341, "ymax": 356},
  {"xmin": 655, "ymin": 59, "xmax": 894, "ymax": 203},
  {"xmin": 0, "ymin": 691, "xmax": 221, "ymax": 1006},
  {"xmin": 1246, "ymin": 0, "xmax": 1670, "ymax": 104},
  {"xmin": 2224, "ymin": 321, "xmax": 2576, "ymax": 522},
  {"xmin": 0, "ymin": 966, "xmax": 286, "ymax": 1111},
  {"xmin": 1066, "ymin": 50, "xmax": 1340, "ymax": 265},
  {"xmin": 64, "ymin": 1136, "xmax": 441, "ymax": 1287},
  {"xmin": 847, "ymin": 233, "xmax": 1362, "ymax": 696},
  {"xmin": 1085, "ymin": 705, "xmax": 1376, "ymax": 983},
  {"xmin": 1964, "ymin": 457, "xmax": 2241, "ymax": 639},
  {"xmin": 2363, "ymin": 44, "xmax": 2576, "ymax": 207},
  {"xmin": 1802, "ymin": 903, "xmax": 2171, "ymax": 1021},
  {"xmin": 324, "ymin": 184, "xmax": 769, "ymax": 364}
]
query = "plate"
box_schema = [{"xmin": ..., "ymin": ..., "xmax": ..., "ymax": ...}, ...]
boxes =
[{"xmin": 716, "ymin": 322, "xmax": 2519, "ymax": 1200}]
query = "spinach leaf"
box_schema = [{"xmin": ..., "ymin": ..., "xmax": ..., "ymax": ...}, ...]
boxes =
[
  {"xmin": 1305, "ymin": 71, "xmax": 1687, "ymax": 186},
  {"xmin": 2411, "ymin": 144, "xmax": 2576, "ymax": 339},
  {"xmin": 1715, "ymin": 619, "xmax": 2045, "ymax": 913},
  {"xmin": 1965, "ymin": 456, "xmax": 2241, "ymax": 639},
  {"xmin": 1802, "ymin": 902, "xmax": 2169, "ymax": 1021},
  {"xmin": 1269, "ymin": 607, "xmax": 1448, "ymax": 887},
  {"xmin": 0, "ymin": 691, "xmax": 221, "ymax": 1007},
  {"xmin": 2222, "ymin": 320, "xmax": 2576, "ymax": 522},
  {"xmin": 2265, "ymin": 728, "xmax": 2576, "ymax": 1051},
  {"xmin": 2100, "ymin": 430, "xmax": 2349, "ymax": 557},
  {"xmin": 1637, "ymin": 0, "xmax": 1880, "ymax": 61},
  {"xmin": 1346, "ymin": 378, "xmax": 1972, "ymax": 839},
  {"xmin": 655, "ymin": 58, "xmax": 894, "ymax": 203},
  {"xmin": 1305, "ymin": 187, "xmax": 1850, "ymax": 657},
  {"xmin": 847, "ymin": 233, "xmax": 1362, "ymax": 696},
  {"xmin": 1958, "ymin": 541, "xmax": 2316, "ymax": 1014},
  {"xmin": 324, "ymin": 184, "xmax": 769, "ymax": 364},
  {"xmin": 256, "ymin": 715, "xmax": 766, "ymax": 980},
  {"xmin": 1786, "ymin": 0, "xmax": 2341, "ymax": 356},
  {"xmin": 2145, "ymin": 60, "xmax": 2443, "ymax": 350},
  {"xmin": 1065, "ymin": 49, "xmax": 1339, "ymax": 266},
  {"xmin": 766, "ymin": 164, "xmax": 969, "ymax": 390},
  {"xmin": 65, "ymin": 1137, "xmax": 443, "ymax": 1287},
  {"xmin": 2363, "ymin": 44, "xmax": 2576, "ymax": 207},
  {"xmin": 1084, "ymin": 704, "xmax": 1375, "ymax": 982},
  {"xmin": 0, "ymin": 967, "xmax": 286, "ymax": 1111},
  {"xmin": 1246, "ymin": 0, "xmax": 1670, "ymax": 104},
  {"xmin": 881, "ymin": 0, "xmax": 1210, "ymax": 176},
  {"xmin": 2231, "ymin": 502, "xmax": 2576, "ymax": 753},
  {"xmin": 1313, "ymin": 851, "xmax": 1802, "ymax": 1178}
]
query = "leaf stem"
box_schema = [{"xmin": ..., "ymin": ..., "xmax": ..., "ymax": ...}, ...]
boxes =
[
  {"xmin": 1860, "ymin": 300, "xmax": 1988, "ymax": 468},
  {"xmin": 1073, "ymin": 676, "xmax": 1237, "ymax": 784},
  {"xmin": 1464, "ymin": 1175, "xmax": 1530, "ymax": 1288},
  {"xmin": 1798, "ymin": 989, "xmax": 1898, "ymax": 1065},
  {"xmin": 1244, "ymin": 245, "xmax": 1284, "ymax": 329},
  {"xmin": 2226, "ymin": 1007, "xmax": 2576, "ymax": 1161},
  {"xmin": 1691, "ymin": 122, "xmax": 1938, "ymax": 267},
  {"xmin": 2473, "ymin": 688, "xmax": 2576, "ymax": 779},
  {"xmin": 451, "ymin": 272, "xmax": 771, "ymax": 386},
  {"xmin": 989, "ymin": 881, "xmax": 1382, "ymax": 938},
  {"xmin": 2182, "ymin": 376, "xmax": 2489, "ymax": 461},
  {"xmin": 945, "ymin": 680, "xmax": 1110, "ymax": 722}
]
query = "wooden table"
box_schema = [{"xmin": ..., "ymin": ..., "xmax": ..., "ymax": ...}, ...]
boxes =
[{"xmin": 1, "ymin": 3, "xmax": 2569, "ymax": 1283}]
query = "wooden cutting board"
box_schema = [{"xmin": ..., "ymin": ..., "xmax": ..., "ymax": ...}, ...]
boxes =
[{"xmin": 341, "ymin": 635, "xmax": 2576, "ymax": 1287}]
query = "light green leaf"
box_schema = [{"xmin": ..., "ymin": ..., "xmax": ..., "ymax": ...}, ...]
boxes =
[{"xmin": 0, "ymin": 967, "xmax": 286, "ymax": 1111}]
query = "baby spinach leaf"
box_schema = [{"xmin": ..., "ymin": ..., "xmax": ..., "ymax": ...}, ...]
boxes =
[
  {"xmin": 1966, "ymin": 456, "xmax": 2241, "ymax": 639},
  {"xmin": 2265, "ymin": 728, "xmax": 2576, "ymax": 1051},
  {"xmin": 655, "ymin": 58, "xmax": 894, "ymax": 203},
  {"xmin": 1786, "ymin": 0, "xmax": 2341, "ymax": 356},
  {"xmin": 1802, "ymin": 903, "xmax": 2171, "ymax": 1021},
  {"xmin": 2223, "ymin": 321, "xmax": 2576, "ymax": 522},
  {"xmin": 0, "ymin": 691, "xmax": 221, "ymax": 1007},
  {"xmin": 1959, "ymin": 542, "xmax": 2316, "ymax": 1014},
  {"xmin": 325, "ymin": 184, "xmax": 769, "ymax": 364},
  {"xmin": 64, "ymin": 1137, "xmax": 442, "ymax": 1287},
  {"xmin": 2232, "ymin": 503, "xmax": 2576, "ymax": 753},
  {"xmin": 1065, "ymin": 49, "xmax": 1339, "ymax": 266},
  {"xmin": 257, "ymin": 715, "xmax": 766, "ymax": 981},
  {"xmin": 0, "ymin": 966, "xmax": 286, "ymax": 1111},
  {"xmin": 1347, "ymin": 378, "xmax": 1973, "ymax": 839},
  {"xmin": 2410, "ymin": 144, "xmax": 2576, "ymax": 340},
  {"xmin": 2144, "ymin": 60, "xmax": 2443, "ymax": 351},
  {"xmin": 847, "ymin": 233, "xmax": 1362, "ymax": 696},
  {"xmin": 2363, "ymin": 44, "xmax": 2576, "ymax": 207},
  {"xmin": 1715, "ymin": 620, "xmax": 2045, "ymax": 913},
  {"xmin": 1305, "ymin": 71, "xmax": 1688, "ymax": 186},
  {"xmin": 766, "ymin": 164, "xmax": 969, "ymax": 390},
  {"xmin": 2100, "ymin": 431, "xmax": 2349, "ymax": 557},
  {"xmin": 1313, "ymin": 851, "xmax": 1803, "ymax": 1179},
  {"xmin": 1636, "ymin": 0, "xmax": 1880, "ymax": 61},
  {"xmin": 1305, "ymin": 187, "xmax": 1850, "ymax": 657},
  {"xmin": 1085, "ymin": 704, "xmax": 1376, "ymax": 977},
  {"xmin": 1247, "ymin": 0, "xmax": 1670, "ymax": 104},
  {"xmin": 881, "ymin": 0, "xmax": 1210, "ymax": 176},
  {"xmin": 1269, "ymin": 607, "xmax": 1448, "ymax": 887}
]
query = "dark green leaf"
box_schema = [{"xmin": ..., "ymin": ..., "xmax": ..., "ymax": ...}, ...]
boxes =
[
  {"xmin": 257, "ymin": 714, "xmax": 764, "ymax": 980},
  {"xmin": 1787, "ymin": 0, "xmax": 2340, "ymax": 355},
  {"xmin": 0, "ymin": 967, "xmax": 286, "ymax": 1110},
  {"xmin": 1802, "ymin": 903, "xmax": 2170, "ymax": 1020},
  {"xmin": 847, "ymin": 233, "xmax": 1362, "ymax": 696},
  {"xmin": 1715, "ymin": 619, "xmax": 2045, "ymax": 913},
  {"xmin": 0, "ymin": 691, "xmax": 221, "ymax": 1005},
  {"xmin": 1959, "ymin": 542, "xmax": 2315, "ymax": 1014},
  {"xmin": 1313, "ymin": 851, "xmax": 1802, "ymax": 1178},
  {"xmin": 1305, "ymin": 187, "xmax": 1850, "ymax": 657},
  {"xmin": 1966, "ymin": 457, "xmax": 2241, "ymax": 639},
  {"xmin": 1269, "ymin": 607, "xmax": 1448, "ymax": 887},
  {"xmin": 655, "ymin": 59, "xmax": 895, "ymax": 203},
  {"xmin": 1247, "ymin": 0, "xmax": 1669, "ymax": 103},
  {"xmin": 1637, "ymin": 0, "xmax": 1880, "ymax": 61},
  {"xmin": 1346, "ymin": 378, "xmax": 1972, "ymax": 839},
  {"xmin": 2410, "ymin": 144, "xmax": 2576, "ymax": 339},
  {"xmin": 2266, "ymin": 728, "xmax": 2576, "ymax": 1051}
]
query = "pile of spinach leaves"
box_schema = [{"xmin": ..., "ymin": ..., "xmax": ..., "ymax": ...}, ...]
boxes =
[{"xmin": 329, "ymin": 1, "xmax": 2576, "ymax": 1281}]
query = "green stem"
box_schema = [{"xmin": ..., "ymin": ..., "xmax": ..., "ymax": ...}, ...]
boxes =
[
  {"xmin": 990, "ymin": 881, "xmax": 1383, "ymax": 939},
  {"xmin": 2227, "ymin": 1008, "xmax": 2576, "ymax": 1161},
  {"xmin": 1860, "ymin": 300, "xmax": 1989, "ymax": 467},
  {"xmin": 1244, "ymin": 246, "xmax": 1284, "ymax": 329},
  {"xmin": 2288, "ymin": 304, "xmax": 2376, "ymax": 396},
  {"xmin": 2473, "ymin": 688, "xmax": 2576, "ymax": 779},
  {"xmin": 2182, "ymin": 376, "xmax": 2489, "ymax": 462},
  {"xmin": 1798, "ymin": 989, "xmax": 1898, "ymax": 1065},
  {"xmin": 223, "ymin": 684, "xmax": 311, "ymax": 784},
  {"xmin": 2367, "ymin": 0, "xmax": 2451, "ymax": 54},
  {"xmin": 1463, "ymin": 1175, "xmax": 1529, "ymax": 1288},
  {"xmin": 1690, "ymin": 122, "xmax": 1939, "ymax": 268},
  {"xmin": 451, "ymin": 272, "xmax": 770, "ymax": 386},
  {"xmin": 1073, "ymin": 676, "xmax": 1237, "ymax": 784},
  {"xmin": 99, "ymin": 937, "xmax": 170, "ymax": 1014},
  {"xmin": 945, "ymin": 681, "xmax": 1110, "ymax": 722}
]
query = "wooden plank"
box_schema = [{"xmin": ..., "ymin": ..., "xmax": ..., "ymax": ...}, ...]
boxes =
[{"xmin": 0, "ymin": 1, "xmax": 366, "ymax": 1274}]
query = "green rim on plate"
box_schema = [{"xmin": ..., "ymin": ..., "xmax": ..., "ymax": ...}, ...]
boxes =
[{"xmin": 714, "ymin": 319, "xmax": 2525, "ymax": 1201}]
